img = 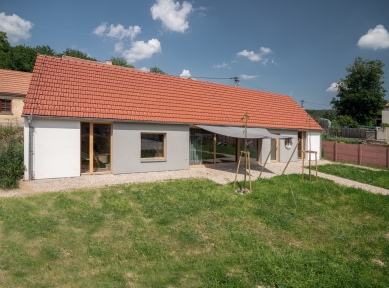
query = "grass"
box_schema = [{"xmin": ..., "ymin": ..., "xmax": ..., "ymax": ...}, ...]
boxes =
[
  {"xmin": 316, "ymin": 164, "xmax": 389, "ymax": 189},
  {"xmin": 0, "ymin": 176, "xmax": 388, "ymax": 287}
]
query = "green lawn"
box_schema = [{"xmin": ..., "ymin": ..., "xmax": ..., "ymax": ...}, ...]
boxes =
[
  {"xmin": 0, "ymin": 176, "xmax": 388, "ymax": 287},
  {"xmin": 317, "ymin": 164, "xmax": 389, "ymax": 189}
]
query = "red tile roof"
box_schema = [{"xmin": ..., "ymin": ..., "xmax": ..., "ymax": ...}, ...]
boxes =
[
  {"xmin": 23, "ymin": 55, "xmax": 322, "ymax": 130},
  {"xmin": 0, "ymin": 69, "xmax": 32, "ymax": 95}
]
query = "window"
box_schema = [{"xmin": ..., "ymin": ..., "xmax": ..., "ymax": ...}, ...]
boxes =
[
  {"xmin": 0, "ymin": 99, "xmax": 12, "ymax": 113},
  {"xmin": 141, "ymin": 133, "xmax": 166, "ymax": 159}
]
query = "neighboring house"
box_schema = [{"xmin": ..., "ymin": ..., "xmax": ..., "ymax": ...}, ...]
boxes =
[
  {"xmin": 23, "ymin": 55, "xmax": 322, "ymax": 180},
  {"xmin": 382, "ymin": 103, "xmax": 389, "ymax": 124},
  {"xmin": 0, "ymin": 69, "xmax": 32, "ymax": 126}
]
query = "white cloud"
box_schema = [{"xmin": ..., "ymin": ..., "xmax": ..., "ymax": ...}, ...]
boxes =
[
  {"xmin": 139, "ymin": 67, "xmax": 150, "ymax": 72},
  {"xmin": 241, "ymin": 74, "xmax": 258, "ymax": 80},
  {"xmin": 180, "ymin": 69, "xmax": 192, "ymax": 77},
  {"xmin": 94, "ymin": 22, "xmax": 141, "ymax": 40},
  {"xmin": 114, "ymin": 42, "xmax": 124, "ymax": 52},
  {"xmin": 151, "ymin": 0, "xmax": 193, "ymax": 33},
  {"xmin": 326, "ymin": 82, "xmax": 338, "ymax": 92},
  {"xmin": 236, "ymin": 50, "xmax": 261, "ymax": 62},
  {"xmin": 122, "ymin": 38, "xmax": 161, "ymax": 63},
  {"xmin": 260, "ymin": 47, "xmax": 273, "ymax": 54},
  {"xmin": 213, "ymin": 62, "xmax": 228, "ymax": 68},
  {"xmin": 357, "ymin": 24, "xmax": 389, "ymax": 50},
  {"xmin": 237, "ymin": 47, "xmax": 277, "ymax": 66},
  {"xmin": 107, "ymin": 24, "xmax": 141, "ymax": 40},
  {"xmin": 0, "ymin": 12, "xmax": 33, "ymax": 43},
  {"xmin": 93, "ymin": 22, "xmax": 107, "ymax": 36}
]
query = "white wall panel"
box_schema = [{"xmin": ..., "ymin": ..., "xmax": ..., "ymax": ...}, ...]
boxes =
[{"xmin": 27, "ymin": 118, "xmax": 80, "ymax": 179}]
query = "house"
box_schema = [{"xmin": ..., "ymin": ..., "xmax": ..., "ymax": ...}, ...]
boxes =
[
  {"xmin": 0, "ymin": 69, "xmax": 32, "ymax": 126},
  {"xmin": 23, "ymin": 55, "xmax": 322, "ymax": 180}
]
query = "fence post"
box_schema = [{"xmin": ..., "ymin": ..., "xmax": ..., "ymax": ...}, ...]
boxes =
[
  {"xmin": 358, "ymin": 144, "xmax": 362, "ymax": 165},
  {"xmin": 387, "ymin": 147, "xmax": 389, "ymax": 168},
  {"xmin": 334, "ymin": 141, "xmax": 337, "ymax": 162}
]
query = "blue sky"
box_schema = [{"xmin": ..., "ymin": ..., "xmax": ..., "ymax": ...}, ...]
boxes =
[{"xmin": 1, "ymin": 0, "xmax": 389, "ymax": 109}]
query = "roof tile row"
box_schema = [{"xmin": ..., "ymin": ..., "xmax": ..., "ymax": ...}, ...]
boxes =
[{"xmin": 23, "ymin": 55, "xmax": 322, "ymax": 130}]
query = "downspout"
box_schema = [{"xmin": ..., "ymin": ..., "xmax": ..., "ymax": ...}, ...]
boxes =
[
  {"xmin": 27, "ymin": 54, "xmax": 47, "ymax": 180},
  {"xmin": 28, "ymin": 114, "xmax": 34, "ymax": 180}
]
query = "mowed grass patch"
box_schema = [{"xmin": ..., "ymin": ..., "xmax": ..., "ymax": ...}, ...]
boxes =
[
  {"xmin": 0, "ymin": 176, "xmax": 388, "ymax": 287},
  {"xmin": 317, "ymin": 164, "xmax": 389, "ymax": 189}
]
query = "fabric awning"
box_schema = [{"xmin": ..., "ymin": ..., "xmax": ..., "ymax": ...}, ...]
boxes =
[{"xmin": 196, "ymin": 125, "xmax": 292, "ymax": 139}]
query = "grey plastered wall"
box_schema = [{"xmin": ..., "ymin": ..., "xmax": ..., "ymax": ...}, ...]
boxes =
[
  {"xmin": 260, "ymin": 130, "xmax": 298, "ymax": 163},
  {"xmin": 112, "ymin": 122, "xmax": 189, "ymax": 174}
]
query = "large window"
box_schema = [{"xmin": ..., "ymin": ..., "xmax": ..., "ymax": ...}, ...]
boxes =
[
  {"xmin": 141, "ymin": 133, "xmax": 166, "ymax": 159},
  {"xmin": 0, "ymin": 99, "xmax": 12, "ymax": 113},
  {"xmin": 189, "ymin": 128, "xmax": 238, "ymax": 165}
]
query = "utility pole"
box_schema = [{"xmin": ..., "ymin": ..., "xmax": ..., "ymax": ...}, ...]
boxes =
[{"xmin": 234, "ymin": 76, "xmax": 240, "ymax": 87}]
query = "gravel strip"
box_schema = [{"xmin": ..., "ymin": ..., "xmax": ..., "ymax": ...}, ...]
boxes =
[{"xmin": 1, "ymin": 159, "xmax": 388, "ymax": 197}]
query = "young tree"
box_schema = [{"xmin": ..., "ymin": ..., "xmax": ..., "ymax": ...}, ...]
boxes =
[
  {"xmin": 150, "ymin": 66, "xmax": 167, "ymax": 75},
  {"xmin": 330, "ymin": 57, "xmax": 387, "ymax": 125},
  {"xmin": 110, "ymin": 57, "xmax": 134, "ymax": 68}
]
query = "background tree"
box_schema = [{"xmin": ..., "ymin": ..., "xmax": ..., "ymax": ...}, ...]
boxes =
[
  {"xmin": 0, "ymin": 32, "xmax": 12, "ymax": 70},
  {"xmin": 110, "ymin": 57, "xmax": 134, "ymax": 68},
  {"xmin": 335, "ymin": 115, "xmax": 359, "ymax": 128},
  {"xmin": 35, "ymin": 45, "xmax": 57, "ymax": 56},
  {"xmin": 330, "ymin": 57, "xmax": 387, "ymax": 125},
  {"xmin": 58, "ymin": 48, "xmax": 97, "ymax": 61},
  {"xmin": 150, "ymin": 66, "xmax": 167, "ymax": 75}
]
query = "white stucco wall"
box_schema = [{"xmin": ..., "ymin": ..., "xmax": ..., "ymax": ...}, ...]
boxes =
[
  {"xmin": 24, "ymin": 117, "xmax": 80, "ymax": 180},
  {"xmin": 303, "ymin": 131, "xmax": 321, "ymax": 160}
]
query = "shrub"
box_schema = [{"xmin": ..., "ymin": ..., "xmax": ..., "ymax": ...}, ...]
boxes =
[
  {"xmin": 380, "ymin": 122, "xmax": 389, "ymax": 127},
  {"xmin": 321, "ymin": 133, "xmax": 360, "ymax": 144},
  {"xmin": 0, "ymin": 125, "xmax": 24, "ymax": 189}
]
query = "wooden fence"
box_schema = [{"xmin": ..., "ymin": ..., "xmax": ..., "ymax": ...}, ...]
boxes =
[
  {"xmin": 324, "ymin": 127, "xmax": 373, "ymax": 139},
  {"xmin": 322, "ymin": 141, "xmax": 389, "ymax": 167}
]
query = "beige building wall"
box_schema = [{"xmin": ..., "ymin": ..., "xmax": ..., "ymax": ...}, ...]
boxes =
[{"xmin": 0, "ymin": 98, "xmax": 25, "ymax": 126}]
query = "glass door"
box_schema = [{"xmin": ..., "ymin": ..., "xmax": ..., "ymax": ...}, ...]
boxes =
[
  {"xmin": 81, "ymin": 122, "xmax": 112, "ymax": 174},
  {"xmin": 270, "ymin": 139, "xmax": 278, "ymax": 162}
]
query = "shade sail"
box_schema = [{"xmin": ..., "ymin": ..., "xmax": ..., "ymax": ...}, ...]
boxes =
[{"xmin": 196, "ymin": 125, "xmax": 292, "ymax": 139}]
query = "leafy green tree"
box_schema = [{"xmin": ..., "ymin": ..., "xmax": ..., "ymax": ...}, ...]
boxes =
[
  {"xmin": 330, "ymin": 57, "xmax": 387, "ymax": 125},
  {"xmin": 58, "ymin": 48, "xmax": 97, "ymax": 61},
  {"xmin": 150, "ymin": 66, "xmax": 167, "ymax": 75},
  {"xmin": 35, "ymin": 45, "xmax": 57, "ymax": 56},
  {"xmin": 335, "ymin": 115, "xmax": 359, "ymax": 128},
  {"xmin": 323, "ymin": 110, "xmax": 336, "ymax": 121},
  {"xmin": 110, "ymin": 57, "xmax": 134, "ymax": 68},
  {"xmin": 8, "ymin": 44, "xmax": 37, "ymax": 72}
]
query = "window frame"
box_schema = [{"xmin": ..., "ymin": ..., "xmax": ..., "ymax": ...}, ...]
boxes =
[
  {"xmin": 140, "ymin": 132, "xmax": 167, "ymax": 162},
  {"xmin": 0, "ymin": 99, "xmax": 12, "ymax": 114}
]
